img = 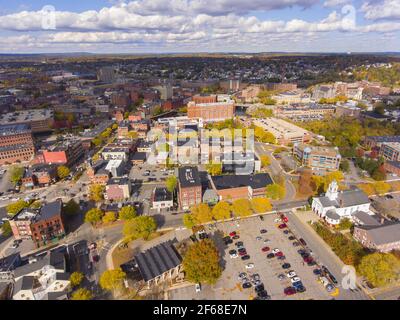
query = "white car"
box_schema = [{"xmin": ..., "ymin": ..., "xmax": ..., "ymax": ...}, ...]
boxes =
[
  {"xmin": 291, "ymin": 277, "xmax": 301, "ymax": 283},
  {"xmin": 272, "ymin": 248, "xmax": 280, "ymax": 254},
  {"xmin": 195, "ymin": 283, "xmax": 201, "ymax": 293},
  {"xmin": 274, "ymin": 218, "xmax": 282, "ymax": 223},
  {"xmin": 287, "ymin": 271, "xmax": 297, "ymax": 278},
  {"xmin": 230, "ymin": 253, "xmax": 238, "ymax": 259},
  {"xmin": 245, "ymin": 263, "xmax": 255, "ymax": 269}
]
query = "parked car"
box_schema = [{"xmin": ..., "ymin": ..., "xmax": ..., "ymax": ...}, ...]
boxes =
[
  {"xmin": 261, "ymin": 246, "xmax": 270, "ymax": 252},
  {"xmin": 242, "ymin": 282, "xmax": 252, "ymax": 289},
  {"xmin": 282, "ymin": 263, "xmax": 291, "ymax": 269},
  {"xmin": 229, "ymin": 231, "xmax": 237, "ymax": 237},
  {"xmin": 255, "ymin": 284, "xmax": 265, "ymax": 292},
  {"xmin": 291, "ymin": 277, "xmax": 301, "ymax": 283},
  {"xmin": 232, "ymin": 235, "xmax": 240, "ymax": 240},
  {"xmin": 272, "ymin": 248, "xmax": 280, "ymax": 254},
  {"xmin": 241, "ymin": 255, "xmax": 251, "ymax": 261},
  {"xmin": 245, "ymin": 263, "xmax": 255, "ymax": 269},
  {"xmin": 195, "ymin": 283, "xmax": 201, "ymax": 293},
  {"xmin": 288, "ymin": 236, "xmax": 296, "ymax": 241},
  {"xmin": 260, "ymin": 229, "xmax": 267, "ymax": 234},
  {"xmin": 235, "ymin": 241, "xmax": 244, "ymax": 247},
  {"xmin": 277, "ymin": 255, "xmax": 286, "ymax": 260},
  {"xmin": 284, "ymin": 287, "xmax": 296, "ymax": 296},
  {"xmin": 292, "ymin": 242, "xmax": 300, "ymax": 247},
  {"xmin": 275, "ymin": 251, "xmax": 284, "ymax": 257},
  {"xmin": 278, "ymin": 223, "xmax": 287, "ymax": 229},
  {"xmin": 287, "ymin": 271, "xmax": 297, "ymax": 278},
  {"xmin": 313, "ymin": 269, "xmax": 322, "ymax": 276},
  {"xmin": 238, "ymin": 272, "xmax": 247, "ymax": 280},
  {"xmin": 299, "ymin": 238, "xmax": 307, "ymax": 246},
  {"xmin": 267, "ymin": 253, "xmax": 275, "ymax": 259},
  {"xmin": 283, "ymin": 230, "xmax": 290, "ymax": 235}
]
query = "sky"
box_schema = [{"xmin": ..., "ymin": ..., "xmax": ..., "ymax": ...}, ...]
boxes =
[{"xmin": 0, "ymin": 0, "xmax": 399, "ymax": 53}]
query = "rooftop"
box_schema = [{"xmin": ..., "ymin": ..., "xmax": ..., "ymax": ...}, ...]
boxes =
[
  {"xmin": 0, "ymin": 123, "xmax": 31, "ymax": 136},
  {"xmin": 212, "ymin": 173, "xmax": 273, "ymax": 190},
  {"xmin": 0, "ymin": 109, "xmax": 53, "ymax": 125},
  {"xmin": 153, "ymin": 187, "xmax": 172, "ymax": 202},
  {"xmin": 178, "ymin": 167, "xmax": 201, "ymax": 188},
  {"xmin": 356, "ymin": 222, "xmax": 400, "ymax": 246}
]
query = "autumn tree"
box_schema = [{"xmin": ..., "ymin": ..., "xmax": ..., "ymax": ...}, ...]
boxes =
[
  {"xmin": 6, "ymin": 200, "xmax": 29, "ymax": 217},
  {"xmin": 251, "ymin": 198, "xmax": 272, "ymax": 213},
  {"xmin": 211, "ymin": 201, "xmax": 231, "ymax": 220},
  {"xmin": 260, "ymin": 155, "xmax": 271, "ymax": 168},
  {"xmin": 165, "ymin": 176, "xmax": 178, "ymax": 194},
  {"xmin": 118, "ymin": 206, "xmax": 137, "ymax": 221},
  {"xmin": 206, "ymin": 162, "xmax": 222, "ymax": 176},
  {"xmin": 84, "ymin": 208, "xmax": 104, "ymax": 226},
  {"xmin": 57, "ymin": 165, "xmax": 70, "ymax": 180},
  {"xmin": 183, "ymin": 239, "xmax": 222, "ymax": 285},
  {"xmin": 9, "ymin": 166, "xmax": 24, "ymax": 185},
  {"xmin": 357, "ymin": 183, "xmax": 375, "ymax": 196},
  {"xmin": 69, "ymin": 272, "xmax": 85, "ymax": 288},
  {"xmin": 99, "ymin": 268, "xmax": 127, "ymax": 295},
  {"xmin": 266, "ymin": 183, "xmax": 286, "ymax": 200},
  {"xmin": 373, "ymin": 181, "xmax": 391, "ymax": 195},
  {"xmin": 191, "ymin": 203, "xmax": 213, "ymax": 224},
  {"xmin": 127, "ymin": 131, "xmax": 139, "ymax": 140},
  {"xmin": 232, "ymin": 199, "xmax": 253, "ymax": 217},
  {"xmin": 183, "ymin": 213, "xmax": 198, "ymax": 229},
  {"xmin": 102, "ymin": 211, "xmax": 117, "ymax": 224},
  {"xmin": 89, "ymin": 184, "xmax": 105, "ymax": 202},
  {"xmin": 357, "ymin": 253, "xmax": 400, "ymax": 288},
  {"xmin": 71, "ymin": 288, "xmax": 93, "ymax": 300},
  {"xmin": 338, "ymin": 218, "xmax": 353, "ymax": 230},
  {"xmin": 123, "ymin": 216, "xmax": 157, "ymax": 241},
  {"xmin": 1, "ymin": 221, "xmax": 12, "ymax": 237}
]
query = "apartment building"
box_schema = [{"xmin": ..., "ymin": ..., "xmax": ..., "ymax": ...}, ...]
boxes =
[
  {"xmin": 42, "ymin": 138, "xmax": 84, "ymax": 167},
  {"xmin": 272, "ymin": 90, "xmax": 311, "ymax": 105},
  {"xmin": 274, "ymin": 104, "xmax": 335, "ymax": 121},
  {"xmin": 9, "ymin": 208, "xmax": 40, "ymax": 240},
  {"xmin": 178, "ymin": 167, "xmax": 202, "ymax": 210},
  {"xmin": 187, "ymin": 96, "xmax": 235, "ymax": 122},
  {"xmin": 293, "ymin": 144, "xmax": 341, "ymax": 173},
  {"xmin": 380, "ymin": 142, "xmax": 400, "ymax": 161},
  {"xmin": 0, "ymin": 124, "xmax": 35, "ymax": 165},
  {"xmin": 353, "ymin": 223, "xmax": 400, "ymax": 253}
]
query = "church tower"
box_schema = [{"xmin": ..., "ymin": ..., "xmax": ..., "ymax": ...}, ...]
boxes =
[{"xmin": 326, "ymin": 180, "xmax": 339, "ymax": 201}]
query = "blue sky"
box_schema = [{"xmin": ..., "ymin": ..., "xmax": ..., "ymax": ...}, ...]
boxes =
[{"xmin": 0, "ymin": 0, "xmax": 399, "ymax": 53}]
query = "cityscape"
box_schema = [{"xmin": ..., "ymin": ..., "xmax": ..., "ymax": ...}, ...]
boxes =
[{"xmin": 0, "ymin": 0, "xmax": 399, "ymax": 305}]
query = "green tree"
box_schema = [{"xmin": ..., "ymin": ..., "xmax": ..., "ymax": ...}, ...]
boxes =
[
  {"xmin": 338, "ymin": 218, "xmax": 353, "ymax": 230},
  {"xmin": 123, "ymin": 216, "xmax": 157, "ymax": 240},
  {"xmin": 251, "ymin": 198, "xmax": 272, "ymax": 213},
  {"xmin": 340, "ymin": 159, "xmax": 350, "ymax": 173},
  {"xmin": 102, "ymin": 211, "xmax": 117, "ymax": 224},
  {"xmin": 211, "ymin": 201, "xmax": 231, "ymax": 220},
  {"xmin": 84, "ymin": 208, "xmax": 104, "ymax": 226},
  {"xmin": 69, "ymin": 272, "xmax": 85, "ymax": 288},
  {"xmin": 99, "ymin": 268, "xmax": 127, "ymax": 293},
  {"xmin": 57, "ymin": 165, "xmax": 70, "ymax": 180},
  {"xmin": 232, "ymin": 199, "xmax": 253, "ymax": 217},
  {"xmin": 266, "ymin": 183, "xmax": 286, "ymax": 200},
  {"xmin": 165, "ymin": 176, "xmax": 178, "ymax": 194},
  {"xmin": 6, "ymin": 200, "xmax": 29, "ymax": 217},
  {"xmin": 63, "ymin": 199, "xmax": 80, "ymax": 215},
  {"xmin": 118, "ymin": 206, "xmax": 137, "ymax": 221},
  {"xmin": 89, "ymin": 184, "xmax": 105, "ymax": 202},
  {"xmin": 71, "ymin": 288, "xmax": 93, "ymax": 300},
  {"xmin": 1, "ymin": 220, "xmax": 12, "ymax": 237},
  {"xmin": 30, "ymin": 200, "xmax": 41, "ymax": 209},
  {"xmin": 9, "ymin": 166, "xmax": 24, "ymax": 185},
  {"xmin": 357, "ymin": 253, "xmax": 400, "ymax": 288},
  {"xmin": 182, "ymin": 239, "xmax": 222, "ymax": 285}
]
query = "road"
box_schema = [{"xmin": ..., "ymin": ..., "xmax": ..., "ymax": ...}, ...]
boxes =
[{"xmin": 286, "ymin": 210, "xmax": 370, "ymax": 300}]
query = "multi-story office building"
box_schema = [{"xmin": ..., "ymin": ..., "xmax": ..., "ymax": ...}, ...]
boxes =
[
  {"xmin": 42, "ymin": 138, "xmax": 84, "ymax": 167},
  {"xmin": 178, "ymin": 167, "xmax": 202, "ymax": 210},
  {"xmin": 187, "ymin": 97, "xmax": 235, "ymax": 122},
  {"xmin": 0, "ymin": 109, "xmax": 54, "ymax": 133},
  {"xmin": 380, "ymin": 142, "xmax": 400, "ymax": 161},
  {"xmin": 293, "ymin": 144, "xmax": 341, "ymax": 173}
]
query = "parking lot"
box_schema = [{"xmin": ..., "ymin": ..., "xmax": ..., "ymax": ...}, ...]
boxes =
[{"xmin": 170, "ymin": 213, "xmax": 335, "ymax": 300}]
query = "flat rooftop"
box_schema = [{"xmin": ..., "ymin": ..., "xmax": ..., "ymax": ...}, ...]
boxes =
[
  {"xmin": 0, "ymin": 123, "xmax": 31, "ymax": 136},
  {"xmin": 0, "ymin": 109, "xmax": 53, "ymax": 125}
]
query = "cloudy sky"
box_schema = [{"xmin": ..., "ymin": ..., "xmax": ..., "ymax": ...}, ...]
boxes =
[{"xmin": 0, "ymin": 0, "xmax": 399, "ymax": 53}]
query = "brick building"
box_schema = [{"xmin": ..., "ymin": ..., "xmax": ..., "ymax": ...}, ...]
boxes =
[
  {"xmin": 187, "ymin": 99, "xmax": 235, "ymax": 122},
  {"xmin": 0, "ymin": 124, "xmax": 35, "ymax": 165},
  {"xmin": 42, "ymin": 138, "xmax": 84, "ymax": 166},
  {"xmin": 178, "ymin": 167, "xmax": 202, "ymax": 210}
]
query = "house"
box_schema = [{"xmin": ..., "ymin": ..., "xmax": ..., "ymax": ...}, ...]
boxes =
[
  {"xmin": 30, "ymin": 200, "xmax": 66, "ymax": 248},
  {"xmin": 178, "ymin": 167, "xmax": 202, "ymax": 210},
  {"xmin": 353, "ymin": 222, "xmax": 400, "ymax": 253},
  {"xmin": 311, "ymin": 181, "xmax": 372, "ymax": 225},
  {"xmin": 210, "ymin": 173, "xmax": 273, "ymax": 201},
  {"xmin": 152, "ymin": 187, "xmax": 173, "ymax": 212},
  {"xmin": 9, "ymin": 208, "xmax": 40, "ymax": 240},
  {"xmin": 86, "ymin": 160, "xmax": 110, "ymax": 185},
  {"xmin": 105, "ymin": 177, "xmax": 132, "ymax": 201},
  {"xmin": 12, "ymin": 250, "xmax": 70, "ymax": 300},
  {"xmin": 134, "ymin": 240, "xmax": 183, "ymax": 288}
]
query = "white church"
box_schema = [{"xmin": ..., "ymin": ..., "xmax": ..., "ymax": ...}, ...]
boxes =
[{"xmin": 311, "ymin": 180, "xmax": 373, "ymax": 225}]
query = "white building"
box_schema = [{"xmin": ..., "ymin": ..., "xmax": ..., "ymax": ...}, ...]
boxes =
[{"xmin": 311, "ymin": 181, "xmax": 372, "ymax": 225}]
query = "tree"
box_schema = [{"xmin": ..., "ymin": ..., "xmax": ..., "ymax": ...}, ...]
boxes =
[
  {"xmin": 211, "ymin": 201, "xmax": 231, "ymax": 220},
  {"xmin": 123, "ymin": 216, "xmax": 157, "ymax": 240},
  {"xmin": 373, "ymin": 181, "xmax": 391, "ymax": 195},
  {"xmin": 206, "ymin": 163, "xmax": 222, "ymax": 176},
  {"xmin": 182, "ymin": 239, "xmax": 222, "ymax": 285},
  {"xmin": 183, "ymin": 213, "xmax": 198, "ymax": 229},
  {"xmin": 357, "ymin": 253, "xmax": 400, "ymax": 288},
  {"xmin": 127, "ymin": 131, "xmax": 139, "ymax": 140},
  {"xmin": 118, "ymin": 206, "xmax": 137, "ymax": 221},
  {"xmin": 266, "ymin": 183, "xmax": 286, "ymax": 200},
  {"xmin": 165, "ymin": 176, "xmax": 178, "ymax": 194},
  {"xmin": 1, "ymin": 221, "xmax": 12, "ymax": 237},
  {"xmin": 89, "ymin": 184, "xmax": 105, "ymax": 202},
  {"xmin": 69, "ymin": 272, "xmax": 84, "ymax": 288},
  {"xmin": 71, "ymin": 288, "xmax": 93, "ymax": 300},
  {"xmin": 84, "ymin": 208, "xmax": 104, "ymax": 226},
  {"xmin": 191, "ymin": 203, "xmax": 213, "ymax": 224},
  {"xmin": 63, "ymin": 199, "xmax": 80, "ymax": 215},
  {"xmin": 9, "ymin": 166, "xmax": 24, "ymax": 185},
  {"xmin": 57, "ymin": 166, "xmax": 70, "ymax": 180},
  {"xmin": 338, "ymin": 218, "xmax": 353, "ymax": 230},
  {"xmin": 340, "ymin": 159, "xmax": 350, "ymax": 173},
  {"xmin": 99, "ymin": 268, "xmax": 127, "ymax": 294},
  {"xmin": 30, "ymin": 200, "xmax": 41, "ymax": 209},
  {"xmin": 232, "ymin": 199, "xmax": 253, "ymax": 217},
  {"xmin": 102, "ymin": 211, "xmax": 117, "ymax": 224},
  {"xmin": 251, "ymin": 198, "xmax": 272, "ymax": 213},
  {"xmin": 357, "ymin": 183, "xmax": 375, "ymax": 196},
  {"xmin": 92, "ymin": 137, "xmax": 103, "ymax": 147},
  {"xmin": 260, "ymin": 155, "xmax": 271, "ymax": 168},
  {"xmin": 6, "ymin": 200, "xmax": 29, "ymax": 217}
]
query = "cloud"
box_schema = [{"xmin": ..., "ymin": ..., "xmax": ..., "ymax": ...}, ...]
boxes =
[
  {"xmin": 323, "ymin": 0, "xmax": 351, "ymax": 7},
  {"xmin": 361, "ymin": 0, "xmax": 400, "ymax": 20}
]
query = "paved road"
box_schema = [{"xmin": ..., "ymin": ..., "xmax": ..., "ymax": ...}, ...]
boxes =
[{"xmin": 286, "ymin": 211, "xmax": 370, "ymax": 300}]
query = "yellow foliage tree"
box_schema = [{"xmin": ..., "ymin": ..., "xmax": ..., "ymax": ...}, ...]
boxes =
[{"xmin": 251, "ymin": 198, "xmax": 272, "ymax": 213}]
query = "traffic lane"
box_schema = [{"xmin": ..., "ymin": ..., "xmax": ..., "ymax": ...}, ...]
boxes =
[{"xmin": 286, "ymin": 211, "xmax": 369, "ymax": 300}]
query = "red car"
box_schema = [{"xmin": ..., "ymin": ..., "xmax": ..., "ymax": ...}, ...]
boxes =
[
  {"xmin": 262, "ymin": 247, "xmax": 270, "ymax": 252},
  {"xmin": 304, "ymin": 256, "xmax": 313, "ymax": 263},
  {"xmin": 275, "ymin": 251, "xmax": 284, "ymax": 257},
  {"xmin": 281, "ymin": 216, "xmax": 289, "ymax": 223},
  {"xmin": 239, "ymin": 250, "xmax": 248, "ymax": 256},
  {"xmin": 284, "ymin": 287, "xmax": 297, "ymax": 296},
  {"xmin": 229, "ymin": 231, "xmax": 237, "ymax": 237},
  {"xmin": 278, "ymin": 224, "xmax": 287, "ymax": 229}
]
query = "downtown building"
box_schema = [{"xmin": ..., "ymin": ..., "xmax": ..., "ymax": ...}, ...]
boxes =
[
  {"xmin": 187, "ymin": 94, "xmax": 235, "ymax": 122},
  {"xmin": 0, "ymin": 124, "xmax": 35, "ymax": 165}
]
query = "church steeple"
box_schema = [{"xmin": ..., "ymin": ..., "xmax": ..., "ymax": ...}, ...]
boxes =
[{"xmin": 326, "ymin": 180, "xmax": 339, "ymax": 201}]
